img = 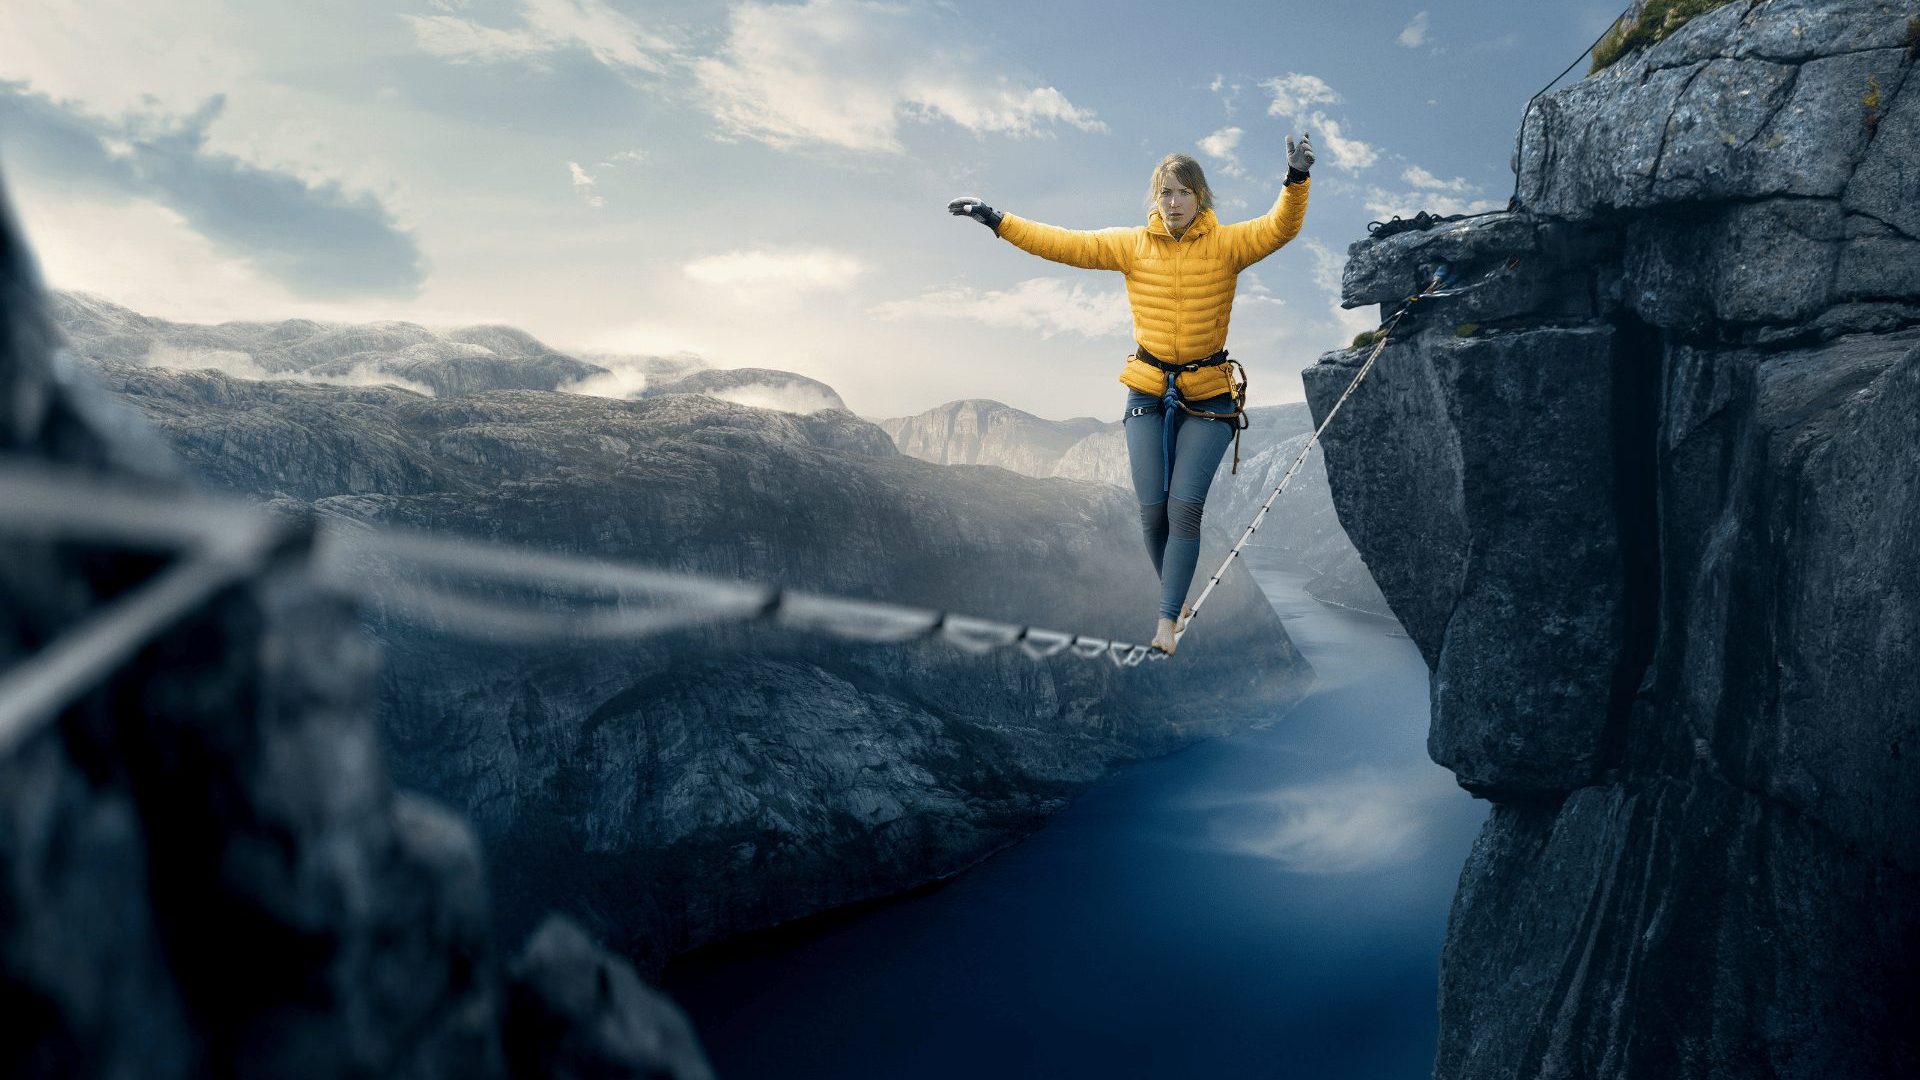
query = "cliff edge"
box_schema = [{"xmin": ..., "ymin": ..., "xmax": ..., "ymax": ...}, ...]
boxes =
[{"xmin": 1303, "ymin": 2, "xmax": 1919, "ymax": 1076}]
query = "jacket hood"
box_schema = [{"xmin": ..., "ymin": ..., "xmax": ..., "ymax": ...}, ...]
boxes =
[{"xmin": 1146, "ymin": 206, "xmax": 1218, "ymax": 240}]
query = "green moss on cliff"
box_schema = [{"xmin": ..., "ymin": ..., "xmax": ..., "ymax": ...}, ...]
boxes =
[{"xmin": 1590, "ymin": 0, "xmax": 1738, "ymax": 72}]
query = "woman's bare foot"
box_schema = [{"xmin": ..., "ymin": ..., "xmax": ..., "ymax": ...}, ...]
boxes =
[
  {"xmin": 1177, "ymin": 603, "xmax": 1194, "ymax": 633},
  {"xmin": 1151, "ymin": 617, "xmax": 1178, "ymax": 655}
]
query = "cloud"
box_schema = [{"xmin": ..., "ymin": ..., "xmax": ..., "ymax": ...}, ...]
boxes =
[
  {"xmin": 874, "ymin": 277, "xmax": 1129, "ymax": 340},
  {"xmin": 1398, "ymin": 11, "xmax": 1431, "ymax": 48},
  {"xmin": 1196, "ymin": 126, "xmax": 1245, "ymax": 178},
  {"xmin": 683, "ymin": 246, "xmax": 867, "ymax": 292},
  {"xmin": 1208, "ymin": 73, "xmax": 1242, "ymax": 115},
  {"xmin": 1364, "ymin": 167, "xmax": 1505, "ymax": 219},
  {"xmin": 1260, "ymin": 73, "xmax": 1341, "ymax": 119},
  {"xmin": 693, "ymin": 0, "xmax": 1104, "ymax": 153},
  {"xmin": 567, "ymin": 160, "xmax": 605, "ymax": 207},
  {"xmin": 401, "ymin": 0, "xmax": 677, "ymax": 74},
  {"xmin": 1305, "ymin": 112, "xmax": 1378, "ymax": 172},
  {"xmin": 1206, "ymin": 765, "xmax": 1460, "ymax": 874},
  {"xmin": 1236, "ymin": 269, "xmax": 1286, "ymax": 309},
  {"xmin": 1303, "ymin": 238, "xmax": 1379, "ymax": 341},
  {"xmin": 142, "ymin": 342, "xmax": 436, "ymax": 396},
  {"xmin": 0, "ymin": 81, "xmax": 425, "ymax": 299},
  {"xmin": 704, "ymin": 384, "xmax": 843, "ymax": 415},
  {"xmin": 1403, "ymin": 165, "xmax": 1473, "ymax": 192},
  {"xmin": 1260, "ymin": 74, "xmax": 1376, "ymax": 174}
]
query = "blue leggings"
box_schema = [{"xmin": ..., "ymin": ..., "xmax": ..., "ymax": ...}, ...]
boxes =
[{"xmin": 1123, "ymin": 388, "xmax": 1237, "ymax": 620}]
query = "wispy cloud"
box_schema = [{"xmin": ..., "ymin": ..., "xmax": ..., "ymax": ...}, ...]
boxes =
[
  {"xmin": 142, "ymin": 342, "xmax": 436, "ymax": 396},
  {"xmin": 693, "ymin": 0, "xmax": 1104, "ymax": 153},
  {"xmin": 1206, "ymin": 765, "xmax": 1460, "ymax": 874},
  {"xmin": 401, "ymin": 0, "xmax": 677, "ymax": 74},
  {"xmin": 1305, "ymin": 112, "xmax": 1378, "ymax": 171},
  {"xmin": 874, "ymin": 277, "xmax": 1129, "ymax": 340},
  {"xmin": 1398, "ymin": 11, "xmax": 1431, "ymax": 48},
  {"xmin": 1196, "ymin": 125, "xmax": 1245, "ymax": 178},
  {"xmin": 1261, "ymin": 73, "xmax": 1341, "ymax": 118},
  {"xmin": 1364, "ymin": 166, "xmax": 1504, "ymax": 219},
  {"xmin": 1261, "ymin": 73, "xmax": 1376, "ymax": 173},
  {"xmin": 1303, "ymin": 238, "xmax": 1379, "ymax": 341},
  {"xmin": 0, "ymin": 81, "xmax": 424, "ymax": 298},
  {"xmin": 567, "ymin": 160, "xmax": 605, "ymax": 207},
  {"xmin": 684, "ymin": 246, "xmax": 867, "ymax": 292},
  {"xmin": 1402, "ymin": 165, "xmax": 1472, "ymax": 192},
  {"xmin": 1208, "ymin": 72, "xmax": 1242, "ymax": 115}
]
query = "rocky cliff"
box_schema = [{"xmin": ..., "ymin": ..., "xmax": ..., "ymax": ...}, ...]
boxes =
[
  {"xmin": 1303, "ymin": 2, "xmax": 1920, "ymax": 1075},
  {"xmin": 2, "ymin": 197, "xmax": 710, "ymax": 1074},
  {"xmin": 80, "ymin": 327, "xmax": 1310, "ymax": 975}
]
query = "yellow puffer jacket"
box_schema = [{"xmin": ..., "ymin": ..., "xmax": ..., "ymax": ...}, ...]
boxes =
[{"xmin": 995, "ymin": 178, "xmax": 1310, "ymax": 400}]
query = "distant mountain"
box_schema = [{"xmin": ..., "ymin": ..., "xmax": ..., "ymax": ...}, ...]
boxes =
[
  {"xmin": 878, "ymin": 397, "xmax": 1392, "ymax": 615},
  {"xmin": 642, "ymin": 366, "xmax": 847, "ymax": 414},
  {"xmin": 876, "ymin": 399, "xmax": 1109, "ymax": 476},
  {"xmin": 51, "ymin": 290, "xmax": 611, "ymax": 397}
]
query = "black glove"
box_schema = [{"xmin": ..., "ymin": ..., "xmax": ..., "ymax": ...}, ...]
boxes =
[{"xmin": 947, "ymin": 196, "xmax": 1003, "ymax": 233}]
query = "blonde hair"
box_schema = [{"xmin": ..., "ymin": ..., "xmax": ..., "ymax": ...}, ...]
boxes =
[{"xmin": 1145, "ymin": 153, "xmax": 1214, "ymax": 215}]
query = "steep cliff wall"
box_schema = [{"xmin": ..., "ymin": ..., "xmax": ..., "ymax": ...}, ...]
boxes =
[{"xmin": 1303, "ymin": 2, "xmax": 1919, "ymax": 1075}]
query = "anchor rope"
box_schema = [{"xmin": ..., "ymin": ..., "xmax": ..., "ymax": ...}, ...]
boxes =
[{"xmin": 1174, "ymin": 260, "xmax": 1512, "ymax": 647}]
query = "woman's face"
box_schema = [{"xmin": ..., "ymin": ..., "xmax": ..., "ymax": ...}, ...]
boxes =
[{"xmin": 1157, "ymin": 174, "xmax": 1198, "ymax": 231}]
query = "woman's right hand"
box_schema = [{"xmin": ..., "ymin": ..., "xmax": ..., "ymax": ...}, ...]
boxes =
[{"xmin": 947, "ymin": 196, "xmax": 1003, "ymax": 232}]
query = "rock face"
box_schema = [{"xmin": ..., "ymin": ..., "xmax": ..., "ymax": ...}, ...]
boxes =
[
  {"xmin": 881, "ymin": 398, "xmax": 1394, "ymax": 614},
  {"xmin": 1304, "ymin": 3, "xmax": 1920, "ymax": 1076},
  {"xmin": 1, "ymin": 193, "xmax": 709, "ymax": 1074},
  {"xmin": 87, "ymin": 331, "xmax": 1310, "ymax": 975}
]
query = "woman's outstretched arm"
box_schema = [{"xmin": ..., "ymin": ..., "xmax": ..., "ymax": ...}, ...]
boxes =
[
  {"xmin": 948, "ymin": 196, "xmax": 1134, "ymax": 272},
  {"xmin": 1218, "ymin": 135, "xmax": 1314, "ymax": 271}
]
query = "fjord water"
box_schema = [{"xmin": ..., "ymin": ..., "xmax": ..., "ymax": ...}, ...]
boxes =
[{"xmin": 664, "ymin": 569, "xmax": 1487, "ymax": 1078}]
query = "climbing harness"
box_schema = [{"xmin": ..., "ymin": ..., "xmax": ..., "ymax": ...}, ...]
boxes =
[
  {"xmin": 1174, "ymin": 259, "xmax": 1516, "ymax": 648},
  {"xmin": 1124, "ymin": 347, "xmax": 1253, "ymax": 490}
]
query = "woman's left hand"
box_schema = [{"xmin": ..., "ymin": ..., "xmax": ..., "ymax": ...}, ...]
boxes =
[{"xmin": 1286, "ymin": 133, "xmax": 1315, "ymax": 176}]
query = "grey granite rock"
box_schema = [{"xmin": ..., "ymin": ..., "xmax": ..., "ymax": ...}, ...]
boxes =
[
  {"xmin": 1306, "ymin": 326, "xmax": 1628, "ymax": 794},
  {"xmin": 1, "ymin": 182, "xmax": 705, "ymax": 1077},
  {"xmin": 1518, "ymin": 0, "xmax": 1918, "ymax": 218},
  {"xmin": 504, "ymin": 917, "xmax": 713, "ymax": 1080},
  {"xmin": 1305, "ymin": 5, "xmax": 1920, "ymax": 1072}
]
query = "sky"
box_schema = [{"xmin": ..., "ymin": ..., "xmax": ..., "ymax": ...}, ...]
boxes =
[{"xmin": 0, "ymin": 0, "xmax": 1627, "ymax": 420}]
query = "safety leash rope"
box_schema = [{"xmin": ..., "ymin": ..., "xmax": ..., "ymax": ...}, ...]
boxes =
[{"xmin": 1173, "ymin": 268, "xmax": 1459, "ymax": 647}]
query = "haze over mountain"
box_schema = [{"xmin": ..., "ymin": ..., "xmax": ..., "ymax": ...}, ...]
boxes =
[{"xmin": 53, "ymin": 295, "xmax": 1314, "ymax": 976}]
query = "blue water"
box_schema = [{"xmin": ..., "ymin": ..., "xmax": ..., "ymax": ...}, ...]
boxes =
[{"xmin": 663, "ymin": 570, "xmax": 1487, "ymax": 1079}]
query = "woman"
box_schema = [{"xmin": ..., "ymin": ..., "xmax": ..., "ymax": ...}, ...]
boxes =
[{"xmin": 948, "ymin": 134, "xmax": 1314, "ymax": 655}]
